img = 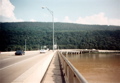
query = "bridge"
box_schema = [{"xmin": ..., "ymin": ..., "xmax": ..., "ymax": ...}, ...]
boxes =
[{"xmin": 0, "ymin": 49, "xmax": 120, "ymax": 83}]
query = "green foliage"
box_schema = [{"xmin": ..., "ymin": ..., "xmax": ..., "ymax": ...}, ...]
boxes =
[{"xmin": 0, "ymin": 22, "xmax": 120, "ymax": 51}]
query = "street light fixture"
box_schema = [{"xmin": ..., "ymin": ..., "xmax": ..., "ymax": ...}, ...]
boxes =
[
  {"xmin": 25, "ymin": 39, "xmax": 26, "ymax": 51},
  {"xmin": 42, "ymin": 6, "xmax": 54, "ymax": 51}
]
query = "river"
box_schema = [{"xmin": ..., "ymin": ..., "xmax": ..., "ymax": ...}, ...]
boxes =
[{"xmin": 65, "ymin": 53, "xmax": 120, "ymax": 83}]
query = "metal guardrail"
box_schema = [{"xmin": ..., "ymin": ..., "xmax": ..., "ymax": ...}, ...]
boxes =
[{"xmin": 58, "ymin": 51, "xmax": 88, "ymax": 83}]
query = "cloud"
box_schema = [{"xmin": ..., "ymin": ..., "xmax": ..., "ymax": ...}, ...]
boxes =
[
  {"xmin": 54, "ymin": 17, "xmax": 58, "ymax": 22},
  {"xmin": 63, "ymin": 16, "xmax": 72, "ymax": 23},
  {"xmin": 62, "ymin": 13, "xmax": 120, "ymax": 26},
  {"xmin": 0, "ymin": 0, "xmax": 15, "ymax": 18},
  {"xmin": 0, "ymin": 0, "xmax": 23, "ymax": 22},
  {"xmin": 108, "ymin": 19, "xmax": 120, "ymax": 26},
  {"xmin": 76, "ymin": 12, "xmax": 120, "ymax": 26},
  {"xmin": 30, "ymin": 19, "xmax": 36, "ymax": 22}
]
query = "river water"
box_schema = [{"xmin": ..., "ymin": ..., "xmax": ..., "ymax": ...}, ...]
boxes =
[{"xmin": 65, "ymin": 53, "xmax": 120, "ymax": 83}]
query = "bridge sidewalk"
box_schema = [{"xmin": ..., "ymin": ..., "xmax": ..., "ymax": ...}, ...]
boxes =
[{"xmin": 41, "ymin": 53, "xmax": 65, "ymax": 83}]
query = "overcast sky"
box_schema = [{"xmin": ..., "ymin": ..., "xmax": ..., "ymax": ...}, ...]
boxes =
[{"xmin": 0, "ymin": 0, "xmax": 120, "ymax": 26}]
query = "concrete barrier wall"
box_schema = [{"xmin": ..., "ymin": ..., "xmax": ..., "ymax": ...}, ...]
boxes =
[{"xmin": 58, "ymin": 51, "xmax": 88, "ymax": 83}]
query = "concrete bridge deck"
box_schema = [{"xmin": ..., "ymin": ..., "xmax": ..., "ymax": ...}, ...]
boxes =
[
  {"xmin": 1, "ymin": 49, "xmax": 119, "ymax": 83},
  {"xmin": 41, "ymin": 50, "xmax": 88, "ymax": 83},
  {"xmin": 41, "ymin": 52, "xmax": 65, "ymax": 83},
  {"xmin": 0, "ymin": 51, "xmax": 56, "ymax": 83}
]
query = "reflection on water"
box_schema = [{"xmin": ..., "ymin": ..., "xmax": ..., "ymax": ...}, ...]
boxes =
[{"xmin": 66, "ymin": 53, "xmax": 120, "ymax": 83}]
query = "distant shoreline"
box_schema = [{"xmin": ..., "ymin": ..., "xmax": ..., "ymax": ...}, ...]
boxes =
[{"xmin": 1, "ymin": 49, "xmax": 120, "ymax": 54}]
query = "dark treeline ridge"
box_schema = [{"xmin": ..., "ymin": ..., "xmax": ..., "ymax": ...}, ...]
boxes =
[{"xmin": 0, "ymin": 22, "xmax": 120, "ymax": 51}]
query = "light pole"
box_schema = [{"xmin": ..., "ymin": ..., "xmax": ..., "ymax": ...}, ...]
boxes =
[
  {"xmin": 25, "ymin": 39, "xmax": 26, "ymax": 51},
  {"xmin": 42, "ymin": 6, "xmax": 54, "ymax": 51}
]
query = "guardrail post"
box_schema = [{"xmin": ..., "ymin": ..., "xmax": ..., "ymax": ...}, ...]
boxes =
[
  {"xmin": 73, "ymin": 75, "xmax": 79, "ymax": 83},
  {"xmin": 89, "ymin": 50, "xmax": 90, "ymax": 53},
  {"xmin": 64, "ymin": 61, "xmax": 67, "ymax": 78},
  {"xmin": 68, "ymin": 66, "xmax": 74, "ymax": 83}
]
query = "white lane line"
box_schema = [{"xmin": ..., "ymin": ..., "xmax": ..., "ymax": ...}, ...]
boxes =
[{"xmin": 0, "ymin": 54, "xmax": 44, "ymax": 71}]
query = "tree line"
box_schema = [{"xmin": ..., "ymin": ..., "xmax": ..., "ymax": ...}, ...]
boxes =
[{"xmin": 0, "ymin": 22, "xmax": 120, "ymax": 51}]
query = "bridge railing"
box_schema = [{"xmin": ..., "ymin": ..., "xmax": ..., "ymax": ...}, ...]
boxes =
[{"xmin": 58, "ymin": 51, "xmax": 88, "ymax": 83}]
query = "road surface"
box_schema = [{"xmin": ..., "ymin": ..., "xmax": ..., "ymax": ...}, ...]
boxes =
[{"xmin": 0, "ymin": 51, "xmax": 54, "ymax": 83}]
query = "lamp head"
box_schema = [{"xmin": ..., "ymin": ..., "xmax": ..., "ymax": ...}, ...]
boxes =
[{"xmin": 42, "ymin": 6, "xmax": 46, "ymax": 9}]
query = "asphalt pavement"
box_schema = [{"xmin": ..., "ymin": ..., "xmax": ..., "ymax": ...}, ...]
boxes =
[{"xmin": 0, "ymin": 51, "xmax": 54, "ymax": 83}]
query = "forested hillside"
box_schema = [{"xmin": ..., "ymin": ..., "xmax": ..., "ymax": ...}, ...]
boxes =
[{"xmin": 0, "ymin": 22, "xmax": 120, "ymax": 51}]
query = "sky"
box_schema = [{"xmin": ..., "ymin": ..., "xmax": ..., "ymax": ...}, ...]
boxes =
[{"xmin": 0, "ymin": 0, "xmax": 120, "ymax": 26}]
